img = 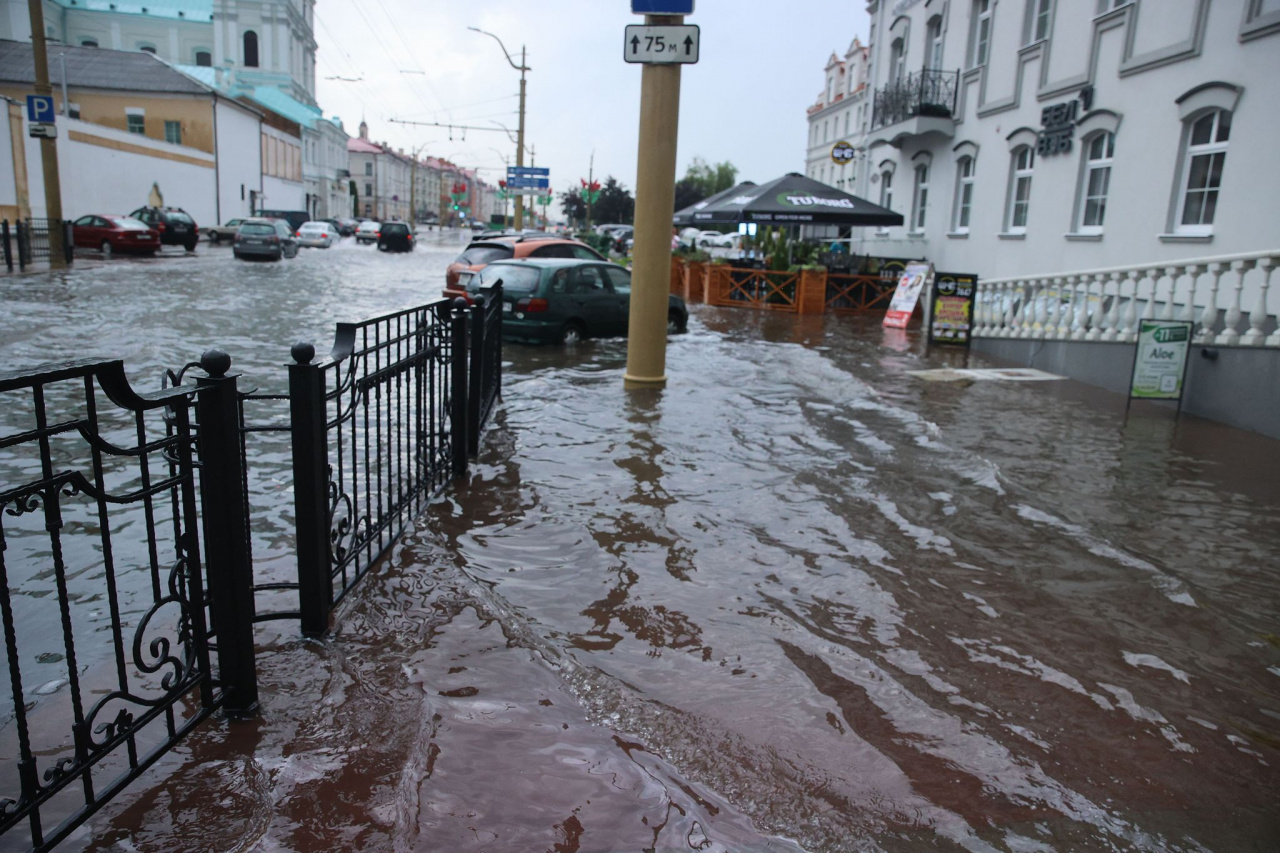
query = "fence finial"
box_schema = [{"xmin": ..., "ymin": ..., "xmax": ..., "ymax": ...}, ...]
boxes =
[
  {"xmin": 291, "ymin": 341, "xmax": 316, "ymax": 365},
  {"xmin": 200, "ymin": 348, "xmax": 232, "ymax": 378}
]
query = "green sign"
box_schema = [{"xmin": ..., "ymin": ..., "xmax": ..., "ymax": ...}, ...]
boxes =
[{"xmin": 1130, "ymin": 320, "xmax": 1192, "ymax": 400}]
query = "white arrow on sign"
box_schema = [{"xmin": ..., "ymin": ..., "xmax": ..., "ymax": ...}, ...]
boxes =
[{"xmin": 624, "ymin": 24, "xmax": 700, "ymax": 65}]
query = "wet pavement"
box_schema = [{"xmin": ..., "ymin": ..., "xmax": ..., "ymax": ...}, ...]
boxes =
[{"xmin": 2, "ymin": 233, "xmax": 1279, "ymax": 851}]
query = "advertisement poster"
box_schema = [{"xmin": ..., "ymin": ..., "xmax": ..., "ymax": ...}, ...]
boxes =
[
  {"xmin": 928, "ymin": 273, "xmax": 977, "ymax": 346},
  {"xmin": 883, "ymin": 262, "xmax": 932, "ymax": 329},
  {"xmin": 1130, "ymin": 320, "xmax": 1192, "ymax": 400}
]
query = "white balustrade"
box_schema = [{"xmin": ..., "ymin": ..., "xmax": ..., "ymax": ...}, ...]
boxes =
[
  {"xmin": 1244, "ymin": 258, "xmax": 1274, "ymax": 346},
  {"xmin": 1198, "ymin": 263, "xmax": 1227, "ymax": 344},
  {"xmin": 1220, "ymin": 260, "xmax": 1253, "ymax": 345},
  {"xmin": 1121, "ymin": 270, "xmax": 1142, "ymax": 342},
  {"xmin": 1180, "ymin": 265, "xmax": 1202, "ymax": 325}
]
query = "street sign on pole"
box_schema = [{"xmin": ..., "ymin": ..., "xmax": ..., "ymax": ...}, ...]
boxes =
[
  {"xmin": 28, "ymin": 123, "xmax": 56, "ymax": 139},
  {"xmin": 624, "ymin": 25, "xmax": 700, "ymax": 64},
  {"xmin": 507, "ymin": 166, "xmax": 549, "ymax": 178},
  {"xmin": 26, "ymin": 94, "xmax": 54, "ymax": 124},
  {"xmin": 631, "ymin": 0, "xmax": 694, "ymax": 13}
]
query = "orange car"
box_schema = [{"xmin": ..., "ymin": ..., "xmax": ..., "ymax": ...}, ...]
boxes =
[{"xmin": 444, "ymin": 235, "xmax": 606, "ymax": 302}]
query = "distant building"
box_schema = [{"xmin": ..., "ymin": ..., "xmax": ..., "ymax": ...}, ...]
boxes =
[{"xmin": 805, "ymin": 37, "xmax": 871, "ymax": 197}]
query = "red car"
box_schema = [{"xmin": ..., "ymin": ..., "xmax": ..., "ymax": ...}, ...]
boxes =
[{"xmin": 71, "ymin": 215, "xmax": 160, "ymax": 256}]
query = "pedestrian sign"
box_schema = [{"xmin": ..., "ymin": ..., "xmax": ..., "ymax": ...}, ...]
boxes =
[{"xmin": 26, "ymin": 94, "xmax": 54, "ymax": 124}]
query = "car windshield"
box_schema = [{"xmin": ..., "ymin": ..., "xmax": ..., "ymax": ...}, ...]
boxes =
[
  {"xmin": 457, "ymin": 245, "xmax": 513, "ymax": 265},
  {"xmin": 359, "ymin": 222, "xmax": 379, "ymax": 230},
  {"xmin": 109, "ymin": 217, "xmax": 149, "ymax": 230},
  {"xmin": 383, "ymin": 224, "xmax": 409, "ymax": 235},
  {"xmin": 168, "ymin": 213, "xmax": 194, "ymax": 224},
  {"xmin": 475, "ymin": 264, "xmax": 541, "ymax": 294},
  {"xmin": 300, "ymin": 223, "xmax": 327, "ymax": 232},
  {"xmin": 240, "ymin": 223, "xmax": 275, "ymax": 236}
]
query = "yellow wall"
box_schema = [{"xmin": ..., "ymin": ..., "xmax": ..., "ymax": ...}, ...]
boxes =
[{"xmin": 0, "ymin": 87, "xmax": 216, "ymax": 153}]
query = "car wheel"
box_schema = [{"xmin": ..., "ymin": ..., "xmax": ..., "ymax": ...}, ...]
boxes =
[
  {"xmin": 559, "ymin": 322, "xmax": 585, "ymax": 346},
  {"xmin": 233, "ymin": 251, "xmax": 241, "ymax": 260},
  {"xmin": 668, "ymin": 310, "xmax": 687, "ymax": 334},
  {"xmin": 100, "ymin": 240, "xmax": 112, "ymax": 258},
  {"xmin": 208, "ymin": 232, "xmax": 219, "ymax": 244},
  {"xmin": 184, "ymin": 239, "xmax": 197, "ymax": 252}
]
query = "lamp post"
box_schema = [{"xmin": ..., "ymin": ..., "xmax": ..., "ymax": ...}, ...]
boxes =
[{"xmin": 468, "ymin": 26, "xmax": 529, "ymax": 230}]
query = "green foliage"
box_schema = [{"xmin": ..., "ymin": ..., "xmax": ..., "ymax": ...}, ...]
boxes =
[
  {"xmin": 594, "ymin": 176, "xmax": 635, "ymax": 225},
  {"xmin": 673, "ymin": 156, "xmax": 739, "ymax": 211},
  {"xmin": 747, "ymin": 227, "xmax": 824, "ymax": 271},
  {"xmin": 560, "ymin": 189, "xmax": 587, "ymax": 226}
]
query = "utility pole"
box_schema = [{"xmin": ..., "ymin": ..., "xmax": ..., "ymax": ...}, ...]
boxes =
[
  {"xmin": 27, "ymin": 0, "xmax": 66, "ymax": 268},
  {"xmin": 586, "ymin": 150, "xmax": 594, "ymax": 229},
  {"xmin": 514, "ymin": 44, "xmax": 527, "ymax": 230},
  {"xmin": 625, "ymin": 13, "xmax": 684, "ymax": 388}
]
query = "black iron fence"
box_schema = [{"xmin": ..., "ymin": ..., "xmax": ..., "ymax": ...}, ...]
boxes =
[
  {"xmin": 870, "ymin": 68, "xmax": 960, "ymax": 131},
  {"xmin": 0, "ymin": 293, "xmax": 502, "ymax": 850},
  {"xmin": 1, "ymin": 220, "xmax": 73, "ymax": 271}
]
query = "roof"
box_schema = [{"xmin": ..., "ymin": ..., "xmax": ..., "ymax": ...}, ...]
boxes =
[
  {"xmin": 348, "ymin": 137, "xmax": 381, "ymax": 154},
  {"xmin": 0, "ymin": 39, "xmax": 210, "ymax": 94},
  {"xmin": 244, "ymin": 85, "xmax": 322, "ymax": 128},
  {"xmin": 47, "ymin": 0, "xmax": 213, "ymax": 21}
]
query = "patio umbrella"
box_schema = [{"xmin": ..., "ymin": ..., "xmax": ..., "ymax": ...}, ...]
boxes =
[
  {"xmin": 688, "ymin": 172, "xmax": 903, "ymax": 227},
  {"xmin": 672, "ymin": 180, "xmax": 757, "ymax": 225}
]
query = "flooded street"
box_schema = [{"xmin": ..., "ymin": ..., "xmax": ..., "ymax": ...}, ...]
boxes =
[{"xmin": 3, "ymin": 233, "xmax": 1279, "ymax": 851}]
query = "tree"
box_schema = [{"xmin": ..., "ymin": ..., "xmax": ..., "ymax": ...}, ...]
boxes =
[
  {"xmin": 673, "ymin": 157, "xmax": 738, "ymax": 211},
  {"xmin": 560, "ymin": 189, "xmax": 586, "ymax": 227},
  {"xmin": 593, "ymin": 176, "xmax": 635, "ymax": 225}
]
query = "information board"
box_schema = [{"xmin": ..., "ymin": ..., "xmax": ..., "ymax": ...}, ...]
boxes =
[
  {"xmin": 883, "ymin": 262, "xmax": 932, "ymax": 329},
  {"xmin": 928, "ymin": 272, "xmax": 977, "ymax": 346},
  {"xmin": 1129, "ymin": 320, "xmax": 1192, "ymax": 400}
]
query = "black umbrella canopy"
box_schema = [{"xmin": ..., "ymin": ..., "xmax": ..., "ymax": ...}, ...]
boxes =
[
  {"xmin": 673, "ymin": 180, "xmax": 757, "ymax": 226},
  {"xmin": 690, "ymin": 172, "xmax": 903, "ymax": 227}
]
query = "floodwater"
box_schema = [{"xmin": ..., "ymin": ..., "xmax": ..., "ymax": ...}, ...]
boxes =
[{"xmin": 2, "ymin": 233, "xmax": 1278, "ymax": 851}]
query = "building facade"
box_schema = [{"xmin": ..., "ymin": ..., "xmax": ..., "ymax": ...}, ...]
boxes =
[
  {"xmin": 856, "ymin": 0, "xmax": 1279, "ymax": 300},
  {"xmin": 805, "ymin": 37, "xmax": 871, "ymax": 197}
]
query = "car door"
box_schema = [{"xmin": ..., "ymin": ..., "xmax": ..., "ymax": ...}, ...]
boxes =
[
  {"xmin": 568, "ymin": 265, "xmax": 624, "ymax": 337},
  {"xmin": 71, "ymin": 215, "xmax": 96, "ymax": 248},
  {"xmin": 602, "ymin": 266, "xmax": 634, "ymax": 337}
]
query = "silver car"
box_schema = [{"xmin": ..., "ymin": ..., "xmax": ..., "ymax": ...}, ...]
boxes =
[
  {"xmin": 297, "ymin": 221, "xmax": 336, "ymax": 248},
  {"xmin": 233, "ymin": 218, "xmax": 299, "ymax": 261}
]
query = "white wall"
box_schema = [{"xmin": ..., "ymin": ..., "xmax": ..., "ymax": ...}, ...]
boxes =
[
  {"xmin": 23, "ymin": 114, "xmax": 217, "ymax": 224},
  {"xmin": 215, "ymin": 97, "xmax": 261, "ymax": 222}
]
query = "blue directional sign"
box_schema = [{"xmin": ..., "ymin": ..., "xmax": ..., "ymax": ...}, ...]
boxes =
[
  {"xmin": 506, "ymin": 176, "xmax": 550, "ymax": 190},
  {"xmin": 632, "ymin": 0, "xmax": 695, "ymax": 13},
  {"xmin": 507, "ymin": 166, "xmax": 550, "ymax": 178},
  {"xmin": 26, "ymin": 94, "xmax": 55, "ymax": 124}
]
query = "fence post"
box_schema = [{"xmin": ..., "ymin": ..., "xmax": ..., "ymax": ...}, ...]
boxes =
[
  {"xmin": 288, "ymin": 341, "xmax": 333, "ymax": 637},
  {"xmin": 16, "ymin": 219, "xmax": 28, "ymax": 270},
  {"xmin": 1, "ymin": 220, "xmax": 10, "ymax": 271},
  {"xmin": 450, "ymin": 298, "xmax": 469, "ymax": 477},
  {"xmin": 63, "ymin": 220, "xmax": 73, "ymax": 265},
  {"xmin": 194, "ymin": 348, "xmax": 260, "ymax": 718},
  {"xmin": 467, "ymin": 295, "xmax": 485, "ymax": 457}
]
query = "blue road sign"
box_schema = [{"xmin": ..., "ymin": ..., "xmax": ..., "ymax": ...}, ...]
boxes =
[
  {"xmin": 632, "ymin": 0, "xmax": 695, "ymax": 13},
  {"xmin": 506, "ymin": 176, "xmax": 550, "ymax": 190},
  {"xmin": 507, "ymin": 166, "xmax": 550, "ymax": 178},
  {"xmin": 26, "ymin": 94, "xmax": 54, "ymax": 124}
]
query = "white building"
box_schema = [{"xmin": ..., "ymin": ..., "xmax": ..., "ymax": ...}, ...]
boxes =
[
  {"xmin": 857, "ymin": 0, "xmax": 1279, "ymax": 293},
  {"xmin": 805, "ymin": 37, "xmax": 871, "ymax": 197}
]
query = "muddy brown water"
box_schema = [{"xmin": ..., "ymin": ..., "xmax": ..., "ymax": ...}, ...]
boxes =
[{"xmin": 2, "ymin": 239, "xmax": 1278, "ymax": 851}]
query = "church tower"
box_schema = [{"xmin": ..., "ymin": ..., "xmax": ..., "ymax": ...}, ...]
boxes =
[{"xmin": 212, "ymin": 0, "xmax": 317, "ymax": 106}]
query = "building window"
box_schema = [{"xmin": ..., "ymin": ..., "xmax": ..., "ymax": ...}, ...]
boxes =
[
  {"xmin": 244, "ymin": 31, "xmax": 259, "ymax": 68},
  {"xmin": 1028, "ymin": 0, "xmax": 1053, "ymax": 44},
  {"xmin": 953, "ymin": 155, "xmax": 975, "ymax": 232},
  {"xmin": 195, "ymin": 50, "xmax": 212, "ymax": 66},
  {"xmin": 878, "ymin": 170, "xmax": 894, "ymax": 231},
  {"xmin": 127, "ymin": 113, "xmax": 145, "ymax": 135},
  {"xmin": 365, "ymin": 161, "xmax": 373, "ymax": 176},
  {"xmin": 164, "ymin": 120, "xmax": 182, "ymax": 145},
  {"xmin": 844, "ymin": 112, "xmax": 849, "ymax": 137},
  {"xmin": 972, "ymin": 0, "xmax": 993, "ymax": 67},
  {"xmin": 926, "ymin": 16, "xmax": 944, "ymax": 69},
  {"xmin": 80, "ymin": 38, "xmax": 98, "ymax": 47},
  {"xmin": 1006, "ymin": 146, "xmax": 1034, "ymax": 233},
  {"xmin": 1077, "ymin": 131, "xmax": 1114, "ymax": 233},
  {"xmin": 910, "ymin": 164, "xmax": 929, "ymax": 232},
  {"xmin": 1177, "ymin": 110, "xmax": 1229, "ymax": 235},
  {"xmin": 890, "ymin": 38, "xmax": 906, "ymax": 82},
  {"xmin": 138, "ymin": 44, "xmax": 156, "ymax": 54},
  {"xmin": 365, "ymin": 182, "xmax": 373, "ymax": 196}
]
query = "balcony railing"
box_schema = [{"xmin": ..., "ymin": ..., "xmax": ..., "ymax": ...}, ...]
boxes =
[{"xmin": 871, "ymin": 68, "xmax": 959, "ymax": 131}]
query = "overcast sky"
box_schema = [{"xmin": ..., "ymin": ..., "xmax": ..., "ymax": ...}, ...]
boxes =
[{"xmin": 314, "ymin": 0, "xmax": 870, "ymax": 198}]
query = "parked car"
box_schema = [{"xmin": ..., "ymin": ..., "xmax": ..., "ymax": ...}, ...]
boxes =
[
  {"xmin": 611, "ymin": 226, "xmax": 634, "ymax": 253},
  {"xmin": 334, "ymin": 218, "xmax": 358, "ymax": 237},
  {"xmin": 233, "ymin": 218, "xmax": 299, "ymax": 261},
  {"xmin": 444, "ymin": 235, "xmax": 606, "ymax": 302},
  {"xmin": 297, "ymin": 221, "xmax": 336, "ymax": 248},
  {"xmin": 71, "ymin": 214, "xmax": 159, "ymax": 256},
  {"xmin": 696, "ymin": 230, "xmax": 728, "ymax": 248},
  {"xmin": 355, "ymin": 220, "xmax": 381, "ymax": 244},
  {"xmin": 377, "ymin": 221, "xmax": 415, "ymax": 252},
  {"xmin": 466, "ymin": 258, "xmax": 688, "ymax": 345},
  {"xmin": 205, "ymin": 218, "xmax": 246, "ymax": 243},
  {"xmin": 127, "ymin": 206, "xmax": 199, "ymax": 250}
]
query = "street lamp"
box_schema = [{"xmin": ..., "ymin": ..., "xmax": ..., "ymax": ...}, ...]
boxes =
[{"xmin": 468, "ymin": 26, "xmax": 530, "ymax": 229}]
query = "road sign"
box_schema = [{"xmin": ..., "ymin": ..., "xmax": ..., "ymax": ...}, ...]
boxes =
[
  {"xmin": 26, "ymin": 94, "xmax": 54, "ymax": 124},
  {"xmin": 507, "ymin": 166, "xmax": 549, "ymax": 178},
  {"xmin": 28, "ymin": 123, "xmax": 56, "ymax": 139},
  {"xmin": 624, "ymin": 25, "xmax": 700, "ymax": 64},
  {"xmin": 632, "ymin": 0, "xmax": 694, "ymax": 13},
  {"xmin": 506, "ymin": 176, "xmax": 549, "ymax": 190}
]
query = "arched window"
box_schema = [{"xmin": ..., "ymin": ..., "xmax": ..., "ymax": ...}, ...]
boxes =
[
  {"xmin": 890, "ymin": 38, "xmax": 906, "ymax": 82},
  {"xmin": 1006, "ymin": 146, "xmax": 1034, "ymax": 233},
  {"xmin": 244, "ymin": 31, "xmax": 259, "ymax": 68},
  {"xmin": 1077, "ymin": 131, "xmax": 1115, "ymax": 233},
  {"xmin": 953, "ymin": 155, "xmax": 975, "ymax": 233},
  {"xmin": 971, "ymin": 0, "xmax": 993, "ymax": 66},
  {"xmin": 80, "ymin": 38, "xmax": 98, "ymax": 48},
  {"xmin": 1177, "ymin": 110, "xmax": 1229, "ymax": 235},
  {"xmin": 195, "ymin": 50, "xmax": 212, "ymax": 66},
  {"xmin": 138, "ymin": 44, "xmax": 157, "ymax": 54},
  {"xmin": 926, "ymin": 16, "xmax": 944, "ymax": 69},
  {"xmin": 911, "ymin": 164, "xmax": 929, "ymax": 232}
]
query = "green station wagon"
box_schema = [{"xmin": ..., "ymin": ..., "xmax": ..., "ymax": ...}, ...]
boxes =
[{"xmin": 466, "ymin": 259, "xmax": 689, "ymax": 345}]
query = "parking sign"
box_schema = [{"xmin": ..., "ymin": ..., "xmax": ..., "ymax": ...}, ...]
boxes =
[{"xmin": 26, "ymin": 95, "xmax": 55, "ymax": 124}]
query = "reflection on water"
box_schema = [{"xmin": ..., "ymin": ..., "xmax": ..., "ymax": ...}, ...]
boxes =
[{"xmin": 3, "ymin": 252, "xmax": 1279, "ymax": 850}]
